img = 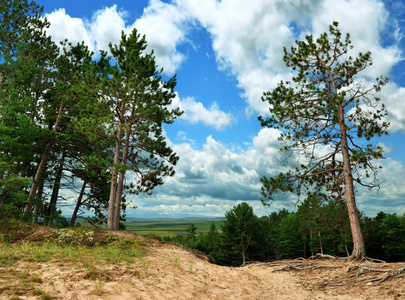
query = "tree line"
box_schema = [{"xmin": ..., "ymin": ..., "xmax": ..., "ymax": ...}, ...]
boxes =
[
  {"xmin": 0, "ymin": 0, "xmax": 181, "ymax": 229},
  {"xmin": 163, "ymin": 201, "xmax": 405, "ymax": 266}
]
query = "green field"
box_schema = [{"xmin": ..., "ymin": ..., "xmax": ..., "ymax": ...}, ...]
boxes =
[{"xmin": 123, "ymin": 217, "xmax": 225, "ymax": 237}]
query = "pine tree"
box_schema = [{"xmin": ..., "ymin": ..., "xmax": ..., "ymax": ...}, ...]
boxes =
[{"xmin": 259, "ymin": 22, "xmax": 389, "ymax": 259}]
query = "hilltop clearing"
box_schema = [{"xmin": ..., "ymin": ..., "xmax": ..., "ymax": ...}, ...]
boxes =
[{"xmin": 0, "ymin": 224, "xmax": 404, "ymax": 299}]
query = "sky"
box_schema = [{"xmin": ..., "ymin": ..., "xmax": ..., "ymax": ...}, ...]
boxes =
[{"xmin": 34, "ymin": 0, "xmax": 405, "ymax": 218}]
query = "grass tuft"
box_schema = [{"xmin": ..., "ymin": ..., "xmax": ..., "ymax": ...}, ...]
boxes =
[{"xmin": 0, "ymin": 221, "xmax": 147, "ymax": 299}]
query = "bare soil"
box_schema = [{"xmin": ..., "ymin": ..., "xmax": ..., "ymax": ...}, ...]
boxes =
[{"xmin": 1, "ymin": 228, "xmax": 404, "ymax": 300}]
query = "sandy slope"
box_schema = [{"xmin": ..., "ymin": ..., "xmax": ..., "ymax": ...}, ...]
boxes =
[{"xmin": 1, "ymin": 233, "xmax": 404, "ymax": 300}]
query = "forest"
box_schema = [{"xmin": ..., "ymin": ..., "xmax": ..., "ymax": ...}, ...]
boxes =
[
  {"xmin": 1, "ymin": 0, "xmax": 403, "ymax": 268},
  {"xmin": 162, "ymin": 201, "xmax": 405, "ymax": 266}
]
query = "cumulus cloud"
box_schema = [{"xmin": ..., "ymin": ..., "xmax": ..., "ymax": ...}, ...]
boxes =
[
  {"xmin": 44, "ymin": 9, "xmax": 94, "ymax": 51},
  {"xmin": 380, "ymin": 83, "xmax": 405, "ymax": 133},
  {"xmin": 44, "ymin": 0, "xmax": 403, "ymax": 121},
  {"xmin": 127, "ymin": 125, "xmax": 405, "ymax": 218},
  {"xmin": 89, "ymin": 5, "xmax": 128, "ymax": 52},
  {"xmin": 43, "ymin": 6, "xmax": 129, "ymax": 53},
  {"xmin": 150, "ymin": 128, "xmax": 286, "ymax": 201},
  {"xmin": 133, "ymin": 0, "xmax": 190, "ymax": 75},
  {"xmin": 43, "ymin": 3, "xmax": 189, "ymax": 75},
  {"xmin": 126, "ymin": 128, "xmax": 293, "ymax": 217},
  {"xmin": 170, "ymin": 94, "xmax": 234, "ymax": 130},
  {"xmin": 355, "ymin": 158, "xmax": 405, "ymax": 216},
  {"xmin": 175, "ymin": 0, "xmax": 402, "ymax": 119},
  {"xmin": 127, "ymin": 128, "xmax": 405, "ymax": 218}
]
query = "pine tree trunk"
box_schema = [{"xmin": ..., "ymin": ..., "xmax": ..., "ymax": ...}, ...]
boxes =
[
  {"xmin": 48, "ymin": 152, "xmax": 65, "ymax": 226},
  {"xmin": 318, "ymin": 231, "xmax": 324, "ymax": 255},
  {"xmin": 33, "ymin": 176, "xmax": 45, "ymax": 224},
  {"xmin": 107, "ymin": 124, "xmax": 122, "ymax": 230},
  {"xmin": 339, "ymin": 104, "xmax": 366, "ymax": 259},
  {"xmin": 24, "ymin": 142, "xmax": 52, "ymax": 215},
  {"xmin": 310, "ymin": 229, "xmax": 314, "ymax": 256},
  {"xmin": 69, "ymin": 181, "xmax": 86, "ymax": 227},
  {"xmin": 24, "ymin": 102, "xmax": 64, "ymax": 215},
  {"xmin": 112, "ymin": 128, "xmax": 131, "ymax": 230}
]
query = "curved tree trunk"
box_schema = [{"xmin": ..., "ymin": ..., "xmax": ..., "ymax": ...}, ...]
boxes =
[
  {"xmin": 48, "ymin": 152, "xmax": 66, "ymax": 226},
  {"xmin": 24, "ymin": 102, "xmax": 64, "ymax": 216},
  {"xmin": 69, "ymin": 181, "xmax": 87, "ymax": 227},
  {"xmin": 339, "ymin": 104, "xmax": 365, "ymax": 259}
]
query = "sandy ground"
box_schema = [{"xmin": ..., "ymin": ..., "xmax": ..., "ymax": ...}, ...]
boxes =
[{"xmin": 1, "ymin": 233, "xmax": 404, "ymax": 300}]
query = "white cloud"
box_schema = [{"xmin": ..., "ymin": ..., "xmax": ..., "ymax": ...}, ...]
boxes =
[
  {"xmin": 43, "ymin": 3, "xmax": 189, "ymax": 75},
  {"xmin": 126, "ymin": 129, "xmax": 405, "ymax": 218},
  {"xmin": 133, "ymin": 0, "xmax": 190, "ymax": 74},
  {"xmin": 89, "ymin": 5, "xmax": 128, "ymax": 52},
  {"xmin": 44, "ymin": 9, "xmax": 94, "ymax": 51},
  {"xmin": 151, "ymin": 129, "xmax": 285, "ymax": 201},
  {"xmin": 175, "ymin": 0, "xmax": 403, "ymax": 120},
  {"xmin": 312, "ymin": 0, "xmax": 401, "ymax": 79},
  {"xmin": 380, "ymin": 83, "xmax": 405, "ymax": 133},
  {"xmin": 170, "ymin": 94, "xmax": 234, "ymax": 130},
  {"xmin": 124, "ymin": 128, "xmax": 291, "ymax": 217},
  {"xmin": 355, "ymin": 158, "xmax": 405, "ymax": 216}
]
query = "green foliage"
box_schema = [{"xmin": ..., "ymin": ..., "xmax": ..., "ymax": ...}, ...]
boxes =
[
  {"xmin": 259, "ymin": 21, "xmax": 389, "ymax": 203},
  {"xmin": 0, "ymin": 0, "xmax": 57, "ymax": 222},
  {"xmin": 186, "ymin": 224, "xmax": 198, "ymax": 246},
  {"xmin": 220, "ymin": 203, "xmax": 268, "ymax": 265},
  {"xmin": 0, "ymin": 1, "xmax": 182, "ymax": 227},
  {"xmin": 0, "ymin": 162, "xmax": 30, "ymax": 220},
  {"xmin": 159, "ymin": 207, "xmax": 404, "ymax": 265},
  {"xmin": 259, "ymin": 22, "xmax": 390, "ymax": 258},
  {"xmin": 272, "ymin": 213, "xmax": 303, "ymax": 259},
  {"xmin": 363, "ymin": 212, "xmax": 405, "ymax": 262}
]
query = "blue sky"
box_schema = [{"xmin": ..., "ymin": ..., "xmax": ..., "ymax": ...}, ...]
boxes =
[{"xmin": 35, "ymin": 0, "xmax": 405, "ymax": 218}]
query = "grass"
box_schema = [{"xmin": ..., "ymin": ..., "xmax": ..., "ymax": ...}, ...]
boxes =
[
  {"xmin": 72, "ymin": 217, "xmax": 225, "ymax": 237},
  {"xmin": 0, "ymin": 221, "xmax": 147, "ymax": 299},
  {"xmin": 123, "ymin": 217, "xmax": 225, "ymax": 237}
]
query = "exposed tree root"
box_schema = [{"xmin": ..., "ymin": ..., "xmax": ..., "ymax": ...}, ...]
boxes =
[
  {"xmin": 348, "ymin": 265, "xmax": 388, "ymax": 277},
  {"xmin": 272, "ymin": 262, "xmax": 341, "ymax": 273},
  {"xmin": 370, "ymin": 266, "xmax": 405, "ymax": 285},
  {"xmin": 308, "ymin": 253, "xmax": 339, "ymax": 260},
  {"xmin": 308, "ymin": 253, "xmax": 387, "ymax": 263},
  {"xmin": 359, "ymin": 256, "xmax": 386, "ymax": 263},
  {"xmin": 250, "ymin": 256, "xmax": 405, "ymax": 288},
  {"xmin": 345, "ymin": 264, "xmax": 405, "ymax": 286}
]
